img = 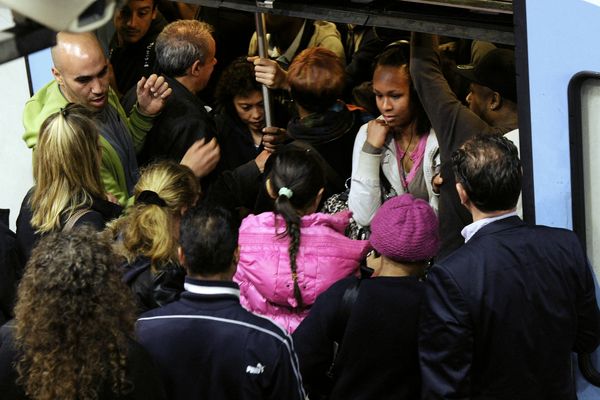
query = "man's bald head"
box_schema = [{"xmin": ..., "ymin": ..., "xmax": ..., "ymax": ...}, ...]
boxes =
[
  {"xmin": 52, "ymin": 32, "xmax": 104, "ymax": 70},
  {"xmin": 51, "ymin": 32, "xmax": 110, "ymax": 110}
]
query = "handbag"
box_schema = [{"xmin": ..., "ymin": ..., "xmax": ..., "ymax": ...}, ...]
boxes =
[
  {"xmin": 321, "ymin": 181, "xmax": 370, "ymax": 240},
  {"xmin": 321, "ymin": 168, "xmax": 395, "ymax": 240}
]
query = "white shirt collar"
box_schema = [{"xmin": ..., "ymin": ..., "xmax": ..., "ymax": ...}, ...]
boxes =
[
  {"xmin": 461, "ymin": 211, "xmax": 518, "ymax": 243},
  {"xmin": 184, "ymin": 282, "xmax": 240, "ymax": 298}
]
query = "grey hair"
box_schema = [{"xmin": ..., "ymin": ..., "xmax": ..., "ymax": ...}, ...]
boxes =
[{"xmin": 155, "ymin": 20, "xmax": 214, "ymax": 77}]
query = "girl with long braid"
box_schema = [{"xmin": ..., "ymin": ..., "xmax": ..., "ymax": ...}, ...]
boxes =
[{"xmin": 234, "ymin": 147, "xmax": 370, "ymax": 333}]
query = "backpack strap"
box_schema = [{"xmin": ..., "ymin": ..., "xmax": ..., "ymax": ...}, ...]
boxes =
[
  {"xmin": 62, "ymin": 208, "xmax": 92, "ymax": 232},
  {"xmin": 336, "ymin": 278, "xmax": 361, "ymax": 337},
  {"xmin": 295, "ymin": 20, "xmax": 316, "ymax": 62},
  {"xmin": 328, "ymin": 265, "xmax": 373, "ymax": 378}
]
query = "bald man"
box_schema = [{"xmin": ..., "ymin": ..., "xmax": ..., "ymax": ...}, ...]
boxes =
[{"xmin": 22, "ymin": 32, "xmax": 171, "ymax": 206}]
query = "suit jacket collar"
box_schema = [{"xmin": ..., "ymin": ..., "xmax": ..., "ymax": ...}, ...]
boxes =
[{"xmin": 469, "ymin": 215, "xmax": 525, "ymax": 242}]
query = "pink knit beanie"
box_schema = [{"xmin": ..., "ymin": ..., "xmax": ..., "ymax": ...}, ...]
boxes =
[{"xmin": 369, "ymin": 194, "xmax": 440, "ymax": 262}]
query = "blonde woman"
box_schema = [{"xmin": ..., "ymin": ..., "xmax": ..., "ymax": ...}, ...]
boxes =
[
  {"xmin": 16, "ymin": 103, "xmax": 122, "ymax": 264},
  {"xmin": 110, "ymin": 161, "xmax": 199, "ymax": 314}
]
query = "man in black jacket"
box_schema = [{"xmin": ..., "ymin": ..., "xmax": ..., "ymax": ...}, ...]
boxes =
[
  {"xmin": 109, "ymin": 0, "xmax": 167, "ymax": 95},
  {"xmin": 419, "ymin": 134, "xmax": 600, "ymax": 399},
  {"xmin": 123, "ymin": 19, "xmax": 220, "ymax": 169},
  {"xmin": 136, "ymin": 206, "xmax": 305, "ymax": 400}
]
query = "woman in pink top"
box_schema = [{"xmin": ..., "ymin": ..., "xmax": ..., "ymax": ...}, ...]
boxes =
[
  {"xmin": 234, "ymin": 147, "xmax": 370, "ymax": 332},
  {"xmin": 348, "ymin": 45, "xmax": 440, "ymax": 228}
]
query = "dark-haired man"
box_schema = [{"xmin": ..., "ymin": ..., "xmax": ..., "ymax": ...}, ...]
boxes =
[
  {"xmin": 410, "ymin": 33, "xmax": 519, "ymax": 259},
  {"xmin": 109, "ymin": 0, "xmax": 167, "ymax": 95},
  {"xmin": 135, "ymin": 206, "xmax": 306, "ymax": 400},
  {"xmin": 419, "ymin": 134, "xmax": 600, "ymax": 400}
]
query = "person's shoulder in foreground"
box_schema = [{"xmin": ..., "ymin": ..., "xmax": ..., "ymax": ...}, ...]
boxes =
[{"xmin": 135, "ymin": 205, "xmax": 306, "ymax": 400}]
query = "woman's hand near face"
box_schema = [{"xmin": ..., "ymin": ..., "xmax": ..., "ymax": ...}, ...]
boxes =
[{"xmin": 366, "ymin": 118, "xmax": 391, "ymax": 149}]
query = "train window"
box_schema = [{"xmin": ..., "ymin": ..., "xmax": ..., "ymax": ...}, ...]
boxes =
[
  {"xmin": 569, "ymin": 72, "xmax": 600, "ymax": 275},
  {"xmin": 26, "ymin": 48, "xmax": 53, "ymax": 94}
]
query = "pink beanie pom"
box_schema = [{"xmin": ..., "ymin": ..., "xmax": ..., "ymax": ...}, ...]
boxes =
[{"xmin": 369, "ymin": 194, "xmax": 440, "ymax": 262}]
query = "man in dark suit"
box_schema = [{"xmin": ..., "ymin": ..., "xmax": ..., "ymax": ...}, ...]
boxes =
[{"xmin": 419, "ymin": 134, "xmax": 600, "ymax": 400}]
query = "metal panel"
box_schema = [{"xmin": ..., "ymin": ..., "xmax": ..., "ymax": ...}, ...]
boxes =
[
  {"xmin": 185, "ymin": 0, "xmax": 514, "ymax": 44},
  {"xmin": 400, "ymin": 0, "xmax": 512, "ymax": 14},
  {"xmin": 0, "ymin": 24, "xmax": 55, "ymax": 64},
  {"xmin": 0, "ymin": 0, "xmax": 514, "ymax": 63}
]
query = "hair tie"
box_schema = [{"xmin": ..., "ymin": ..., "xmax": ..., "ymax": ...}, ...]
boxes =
[
  {"xmin": 136, "ymin": 190, "xmax": 167, "ymax": 207},
  {"xmin": 60, "ymin": 104, "xmax": 73, "ymax": 118},
  {"xmin": 278, "ymin": 187, "xmax": 293, "ymax": 199}
]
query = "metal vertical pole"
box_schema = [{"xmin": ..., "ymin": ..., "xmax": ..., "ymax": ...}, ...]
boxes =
[{"xmin": 254, "ymin": 12, "xmax": 273, "ymax": 127}]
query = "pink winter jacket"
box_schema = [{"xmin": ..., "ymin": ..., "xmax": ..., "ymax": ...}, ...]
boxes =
[{"xmin": 234, "ymin": 210, "xmax": 371, "ymax": 333}]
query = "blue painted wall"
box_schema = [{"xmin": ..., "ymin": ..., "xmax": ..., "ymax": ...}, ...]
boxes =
[
  {"xmin": 27, "ymin": 48, "xmax": 53, "ymax": 94},
  {"xmin": 527, "ymin": 0, "xmax": 600, "ymax": 229},
  {"xmin": 526, "ymin": 1, "xmax": 600, "ymax": 397}
]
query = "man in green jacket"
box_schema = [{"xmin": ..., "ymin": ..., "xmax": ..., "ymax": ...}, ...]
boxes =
[{"xmin": 23, "ymin": 31, "xmax": 172, "ymax": 206}]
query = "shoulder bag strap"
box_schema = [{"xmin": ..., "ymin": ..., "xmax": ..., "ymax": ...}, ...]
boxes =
[{"xmin": 62, "ymin": 208, "xmax": 92, "ymax": 232}]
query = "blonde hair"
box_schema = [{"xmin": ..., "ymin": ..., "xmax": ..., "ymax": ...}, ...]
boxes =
[
  {"xmin": 30, "ymin": 104, "xmax": 104, "ymax": 233},
  {"xmin": 111, "ymin": 161, "xmax": 199, "ymax": 269}
]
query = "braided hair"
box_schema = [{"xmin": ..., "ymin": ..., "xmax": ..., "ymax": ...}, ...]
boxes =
[{"xmin": 269, "ymin": 147, "xmax": 325, "ymax": 308}]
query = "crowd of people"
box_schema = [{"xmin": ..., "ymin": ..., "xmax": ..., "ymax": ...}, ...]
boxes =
[{"xmin": 0, "ymin": 1, "xmax": 598, "ymax": 399}]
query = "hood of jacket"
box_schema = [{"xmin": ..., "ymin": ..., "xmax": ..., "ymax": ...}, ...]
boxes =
[{"xmin": 234, "ymin": 210, "xmax": 371, "ymax": 332}]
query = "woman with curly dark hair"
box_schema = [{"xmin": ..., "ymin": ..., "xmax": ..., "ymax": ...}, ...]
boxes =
[
  {"xmin": 0, "ymin": 227, "xmax": 165, "ymax": 400},
  {"xmin": 214, "ymin": 57, "xmax": 266, "ymax": 170}
]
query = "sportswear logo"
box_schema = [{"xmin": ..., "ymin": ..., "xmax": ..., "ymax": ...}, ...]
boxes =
[{"xmin": 246, "ymin": 363, "xmax": 265, "ymax": 374}]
